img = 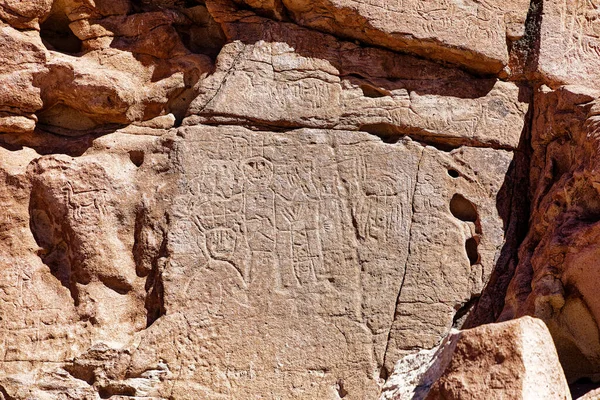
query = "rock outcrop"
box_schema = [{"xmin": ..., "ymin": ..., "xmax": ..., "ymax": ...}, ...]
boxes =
[
  {"xmin": 1, "ymin": 0, "xmax": 600, "ymax": 399},
  {"xmin": 500, "ymin": 85, "xmax": 600, "ymax": 384},
  {"xmin": 381, "ymin": 316, "xmax": 571, "ymax": 400}
]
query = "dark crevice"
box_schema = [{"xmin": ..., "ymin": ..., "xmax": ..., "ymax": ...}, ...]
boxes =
[
  {"xmin": 336, "ymin": 380, "xmax": 348, "ymax": 398},
  {"xmin": 183, "ymin": 116, "xmax": 307, "ymax": 133},
  {"xmin": 29, "ymin": 196, "xmax": 80, "ymax": 305},
  {"xmin": 465, "ymin": 237, "xmax": 480, "ymax": 266},
  {"xmin": 359, "ymin": 123, "xmax": 514, "ymax": 152},
  {"xmin": 99, "ymin": 385, "xmax": 136, "ymax": 399},
  {"xmin": 133, "ymin": 205, "xmax": 167, "ymax": 328},
  {"xmin": 570, "ymin": 377, "xmax": 600, "ymax": 399},
  {"xmin": 40, "ymin": 0, "xmax": 82, "ymax": 55},
  {"xmin": 175, "ymin": 5, "xmax": 227, "ymax": 60},
  {"xmin": 452, "ymin": 295, "xmax": 480, "ymax": 329},
  {"xmin": 0, "ymin": 385, "xmax": 16, "ymax": 400},
  {"xmin": 463, "ymin": 85, "xmax": 534, "ymax": 328},
  {"xmin": 359, "ymin": 84, "xmax": 391, "ymax": 98},
  {"xmin": 508, "ymin": 0, "xmax": 544, "ymax": 82},
  {"xmin": 0, "ymin": 128, "xmax": 104, "ymax": 157}
]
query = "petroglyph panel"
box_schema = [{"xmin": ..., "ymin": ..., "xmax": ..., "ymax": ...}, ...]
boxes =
[
  {"xmin": 187, "ymin": 35, "xmax": 528, "ymax": 149},
  {"xmin": 539, "ymin": 0, "xmax": 600, "ymax": 87},
  {"xmin": 223, "ymin": 0, "xmax": 530, "ymax": 73},
  {"xmin": 383, "ymin": 146, "xmax": 514, "ymax": 371},
  {"xmin": 146, "ymin": 124, "xmax": 514, "ymax": 398}
]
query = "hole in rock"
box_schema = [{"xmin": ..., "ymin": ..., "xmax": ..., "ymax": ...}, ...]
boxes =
[
  {"xmin": 336, "ymin": 379, "xmax": 348, "ymax": 398},
  {"xmin": 379, "ymin": 366, "xmax": 389, "ymax": 381},
  {"xmin": 99, "ymin": 385, "xmax": 135, "ymax": 399},
  {"xmin": 174, "ymin": 4, "xmax": 227, "ymax": 60},
  {"xmin": 447, "ymin": 169, "xmax": 459, "ymax": 178},
  {"xmin": 129, "ymin": 150, "xmax": 145, "ymax": 167},
  {"xmin": 450, "ymin": 194, "xmax": 478, "ymax": 222},
  {"xmin": 465, "ymin": 237, "xmax": 480, "ymax": 266},
  {"xmin": 40, "ymin": 0, "xmax": 82, "ymax": 54}
]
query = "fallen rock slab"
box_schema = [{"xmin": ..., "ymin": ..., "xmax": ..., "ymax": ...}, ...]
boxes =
[{"xmin": 381, "ymin": 316, "xmax": 571, "ymax": 400}]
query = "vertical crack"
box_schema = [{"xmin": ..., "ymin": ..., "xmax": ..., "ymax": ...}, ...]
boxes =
[
  {"xmin": 379, "ymin": 147, "xmax": 425, "ymax": 381},
  {"xmin": 509, "ymin": 0, "xmax": 544, "ymax": 81}
]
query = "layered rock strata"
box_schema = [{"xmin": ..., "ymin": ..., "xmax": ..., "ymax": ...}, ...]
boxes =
[{"xmin": 0, "ymin": 0, "xmax": 598, "ymax": 399}]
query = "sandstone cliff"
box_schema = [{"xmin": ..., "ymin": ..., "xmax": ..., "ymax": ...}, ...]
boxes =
[{"xmin": 0, "ymin": 0, "xmax": 596, "ymax": 399}]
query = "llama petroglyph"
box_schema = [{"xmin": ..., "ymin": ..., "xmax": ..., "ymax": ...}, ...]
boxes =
[{"xmin": 62, "ymin": 181, "xmax": 108, "ymax": 220}]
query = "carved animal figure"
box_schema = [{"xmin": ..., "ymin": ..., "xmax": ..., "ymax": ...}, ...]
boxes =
[{"xmin": 62, "ymin": 181, "xmax": 108, "ymax": 220}]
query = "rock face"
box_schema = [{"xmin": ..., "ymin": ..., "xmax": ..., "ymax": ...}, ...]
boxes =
[
  {"xmin": 0, "ymin": 0, "xmax": 599, "ymax": 399},
  {"xmin": 381, "ymin": 316, "xmax": 571, "ymax": 400},
  {"xmin": 500, "ymin": 85, "xmax": 600, "ymax": 384}
]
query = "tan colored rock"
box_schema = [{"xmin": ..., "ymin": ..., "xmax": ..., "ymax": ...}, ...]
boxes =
[
  {"xmin": 0, "ymin": 0, "xmax": 590, "ymax": 398},
  {"xmin": 0, "ymin": 123, "xmax": 515, "ymax": 398},
  {"xmin": 381, "ymin": 317, "xmax": 571, "ymax": 400},
  {"xmin": 537, "ymin": 0, "xmax": 600, "ymax": 88},
  {"xmin": 208, "ymin": 0, "xmax": 530, "ymax": 74},
  {"xmin": 186, "ymin": 18, "xmax": 528, "ymax": 149}
]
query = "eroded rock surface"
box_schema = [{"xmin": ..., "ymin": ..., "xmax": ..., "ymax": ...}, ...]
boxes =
[
  {"xmin": 208, "ymin": 0, "xmax": 531, "ymax": 74},
  {"xmin": 500, "ymin": 85, "xmax": 600, "ymax": 385},
  {"xmin": 0, "ymin": 0, "xmax": 599, "ymax": 398},
  {"xmin": 381, "ymin": 316, "xmax": 571, "ymax": 400}
]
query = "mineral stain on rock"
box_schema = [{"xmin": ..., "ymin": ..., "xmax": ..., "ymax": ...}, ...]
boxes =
[{"xmin": 0, "ymin": 0, "xmax": 596, "ymax": 399}]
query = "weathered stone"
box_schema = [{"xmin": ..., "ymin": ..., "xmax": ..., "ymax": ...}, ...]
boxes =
[
  {"xmin": 500, "ymin": 85, "xmax": 600, "ymax": 384},
  {"xmin": 186, "ymin": 18, "xmax": 528, "ymax": 149},
  {"xmin": 537, "ymin": 0, "xmax": 600, "ymax": 88},
  {"xmin": 381, "ymin": 317, "xmax": 571, "ymax": 400},
  {"xmin": 0, "ymin": 0, "xmax": 593, "ymax": 398},
  {"xmin": 0, "ymin": 123, "xmax": 515, "ymax": 398},
  {"xmin": 0, "ymin": 23, "xmax": 47, "ymax": 133},
  {"xmin": 0, "ymin": 0, "xmax": 53, "ymax": 29},
  {"xmin": 0, "ymin": 0, "xmax": 222, "ymax": 135},
  {"xmin": 207, "ymin": 0, "xmax": 530, "ymax": 74}
]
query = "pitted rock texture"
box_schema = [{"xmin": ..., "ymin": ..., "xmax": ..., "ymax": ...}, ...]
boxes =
[{"xmin": 0, "ymin": 0, "xmax": 599, "ymax": 399}]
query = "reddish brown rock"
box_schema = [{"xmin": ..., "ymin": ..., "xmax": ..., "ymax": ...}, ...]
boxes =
[
  {"xmin": 499, "ymin": 85, "xmax": 600, "ymax": 383},
  {"xmin": 0, "ymin": 0, "xmax": 53, "ymax": 29},
  {"xmin": 0, "ymin": 0, "xmax": 591, "ymax": 399},
  {"xmin": 381, "ymin": 317, "xmax": 571, "ymax": 400}
]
